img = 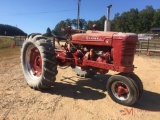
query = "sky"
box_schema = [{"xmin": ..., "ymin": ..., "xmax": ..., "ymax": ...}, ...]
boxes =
[{"xmin": 0, "ymin": 0, "xmax": 160, "ymax": 34}]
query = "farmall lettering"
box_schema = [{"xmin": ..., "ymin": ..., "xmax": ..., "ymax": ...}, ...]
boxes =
[{"xmin": 86, "ymin": 36, "xmax": 101, "ymax": 40}]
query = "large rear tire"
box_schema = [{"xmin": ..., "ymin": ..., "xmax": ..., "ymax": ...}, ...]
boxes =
[{"xmin": 21, "ymin": 34, "xmax": 58, "ymax": 89}]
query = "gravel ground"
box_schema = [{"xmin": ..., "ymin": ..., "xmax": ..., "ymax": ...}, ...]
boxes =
[{"xmin": 0, "ymin": 47, "xmax": 160, "ymax": 120}]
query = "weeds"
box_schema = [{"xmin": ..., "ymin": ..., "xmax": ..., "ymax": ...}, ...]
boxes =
[{"xmin": 0, "ymin": 37, "xmax": 14, "ymax": 49}]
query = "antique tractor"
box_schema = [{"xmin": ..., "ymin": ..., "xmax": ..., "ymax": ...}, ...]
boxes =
[{"xmin": 21, "ymin": 28, "xmax": 143, "ymax": 106}]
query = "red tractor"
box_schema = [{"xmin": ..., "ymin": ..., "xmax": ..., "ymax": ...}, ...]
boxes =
[{"xmin": 21, "ymin": 28, "xmax": 143, "ymax": 106}]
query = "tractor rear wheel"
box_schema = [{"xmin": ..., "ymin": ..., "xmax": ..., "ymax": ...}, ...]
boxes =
[
  {"xmin": 72, "ymin": 66, "xmax": 96, "ymax": 78},
  {"xmin": 21, "ymin": 34, "xmax": 58, "ymax": 89},
  {"xmin": 107, "ymin": 75, "xmax": 139, "ymax": 106}
]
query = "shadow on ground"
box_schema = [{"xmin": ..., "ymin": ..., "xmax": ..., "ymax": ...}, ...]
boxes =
[
  {"xmin": 42, "ymin": 74, "xmax": 160, "ymax": 111},
  {"xmin": 42, "ymin": 74, "xmax": 111, "ymax": 100},
  {"xmin": 134, "ymin": 90, "xmax": 160, "ymax": 112}
]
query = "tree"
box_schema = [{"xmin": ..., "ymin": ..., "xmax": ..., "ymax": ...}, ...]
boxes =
[
  {"xmin": 85, "ymin": 20, "xmax": 93, "ymax": 30},
  {"xmin": 72, "ymin": 19, "xmax": 87, "ymax": 29},
  {"xmin": 137, "ymin": 6, "xmax": 155, "ymax": 33},
  {"xmin": 54, "ymin": 20, "xmax": 65, "ymax": 31},
  {"xmin": 111, "ymin": 13, "xmax": 120, "ymax": 31},
  {"xmin": 98, "ymin": 16, "xmax": 106, "ymax": 31},
  {"xmin": 152, "ymin": 9, "xmax": 160, "ymax": 27},
  {"xmin": 0, "ymin": 24, "xmax": 27, "ymax": 36},
  {"xmin": 71, "ymin": 19, "xmax": 77, "ymax": 29},
  {"xmin": 84, "ymin": 16, "xmax": 106, "ymax": 31},
  {"xmin": 128, "ymin": 8, "xmax": 139, "ymax": 32},
  {"xmin": 79, "ymin": 19, "xmax": 87, "ymax": 30},
  {"xmin": 65, "ymin": 19, "xmax": 72, "ymax": 27},
  {"xmin": 111, "ymin": 6, "xmax": 156, "ymax": 33},
  {"xmin": 45, "ymin": 27, "xmax": 52, "ymax": 36},
  {"xmin": 52, "ymin": 5, "xmax": 158, "ymax": 34},
  {"xmin": 111, "ymin": 13, "xmax": 123, "ymax": 32}
]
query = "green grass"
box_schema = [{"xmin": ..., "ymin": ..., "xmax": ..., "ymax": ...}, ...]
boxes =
[
  {"xmin": 0, "ymin": 37, "xmax": 14, "ymax": 49},
  {"xmin": 0, "ymin": 46, "xmax": 21, "ymax": 58},
  {"xmin": 0, "ymin": 37, "xmax": 21, "ymax": 59}
]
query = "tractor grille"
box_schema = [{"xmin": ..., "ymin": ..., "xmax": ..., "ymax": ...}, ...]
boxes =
[{"xmin": 121, "ymin": 41, "xmax": 136, "ymax": 66}]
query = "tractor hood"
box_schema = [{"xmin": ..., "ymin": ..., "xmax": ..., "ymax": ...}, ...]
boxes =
[
  {"xmin": 71, "ymin": 30, "xmax": 118, "ymax": 46},
  {"xmin": 71, "ymin": 30, "xmax": 137, "ymax": 46}
]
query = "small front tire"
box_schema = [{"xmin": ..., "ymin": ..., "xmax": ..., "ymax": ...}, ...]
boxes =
[
  {"xmin": 107, "ymin": 75, "xmax": 139, "ymax": 106},
  {"xmin": 118, "ymin": 73, "xmax": 143, "ymax": 100}
]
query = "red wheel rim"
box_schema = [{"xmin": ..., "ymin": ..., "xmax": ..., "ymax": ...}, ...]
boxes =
[
  {"xmin": 111, "ymin": 81, "xmax": 130, "ymax": 100},
  {"xmin": 29, "ymin": 47, "xmax": 42, "ymax": 77}
]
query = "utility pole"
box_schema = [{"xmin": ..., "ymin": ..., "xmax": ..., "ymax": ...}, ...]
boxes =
[{"xmin": 77, "ymin": 0, "xmax": 81, "ymax": 29}]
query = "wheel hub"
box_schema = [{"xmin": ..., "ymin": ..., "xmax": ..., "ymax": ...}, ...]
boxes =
[
  {"xmin": 117, "ymin": 85, "xmax": 129, "ymax": 96},
  {"xmin": 29, "ymin": 48, "xmax": 42, "ymax": 77},
  {"xmin": 111, "ymin": 81, "xmax": 129, "ymax": 100}
]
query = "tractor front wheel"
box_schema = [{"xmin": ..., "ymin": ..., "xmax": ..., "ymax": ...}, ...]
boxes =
[
  {"xmin": 118, "ymin": 73, "xmax": 143, "ymax": 100},
  {"xmin": 107, "ymin": 75, "xmax": 140, "ymax": 106}
]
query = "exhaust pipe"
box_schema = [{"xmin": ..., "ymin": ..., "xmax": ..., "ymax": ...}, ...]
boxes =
[{"xmin": 104, "ymin": 4, "xmax": 113, "ymax": 31}]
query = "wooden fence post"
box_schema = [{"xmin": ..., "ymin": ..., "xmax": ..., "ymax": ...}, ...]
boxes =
[
  {"xmin": 147, "ymin": 39, "xmax": 149, "ymax": 51},
  {"xmin": 14, "ymin": 35, "xmax": 16, "ymax": 46}
]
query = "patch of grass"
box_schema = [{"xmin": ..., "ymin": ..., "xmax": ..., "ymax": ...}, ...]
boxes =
[
  {"xmin": 0, "ymin": 37, "xmax": 14, "ymax": 49},
  {"xmin": 0, "ymin": 46, "xmax": 21, "ymax": 58}
]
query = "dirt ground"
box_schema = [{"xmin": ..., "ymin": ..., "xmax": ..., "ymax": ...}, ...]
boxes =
[{"xmin": 0, "ymin": 47, "xmax": 160, "ymax": 120}]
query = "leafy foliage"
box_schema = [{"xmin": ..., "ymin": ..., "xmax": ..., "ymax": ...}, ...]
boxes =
[
  {"xmin": 44, "ymin": 27, "xmax": 52, "ymax": 36},
  {"xmin": 53, "ymin": 19, "xmax": 87, "ymax": 33},
  {"xmin": 85, "ymin": 16, "xmax": 106, "ymax": 31},
  {"xmin": 152, "ymin": 9, "xmax": 160, "ymax": 27},
  {"xmin": 0, "ymin": 24, "xmax": 27, "ymax": 36},
  {"xmin": 52, "ymin": 6, "xmax": 159, "ymax": 34},
  {"xmin": 111, "ymin": 6, "xmax": 159, "ymax": 33}
]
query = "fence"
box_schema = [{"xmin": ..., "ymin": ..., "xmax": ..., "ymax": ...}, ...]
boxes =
[
  {"xmin": 14, "ymin": 36, "xmax": 26, "ymax": 46},
  {"xmin": 12, "ymin": 36, "xmax": 160, "ymax": 55},
  {"xmin": 136, "ymin": 40, "xmax": 160, "ymax": 55}
]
